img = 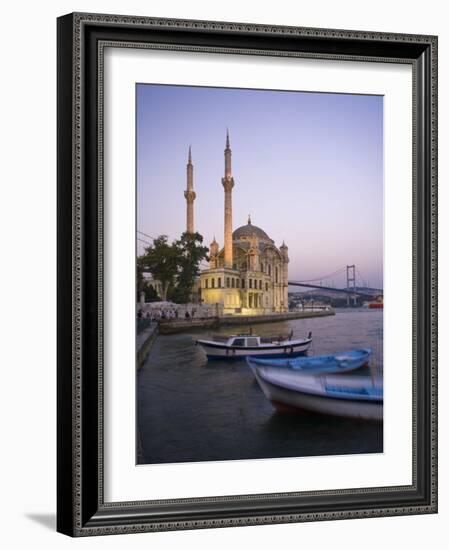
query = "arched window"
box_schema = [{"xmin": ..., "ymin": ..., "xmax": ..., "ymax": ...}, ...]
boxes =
[
  {"xmin": 275, "ymin": 267, "xmax": 278, "ymax": 283},
  {"xmin": 268, "ymin": 265, "xmax": 271, "ymax": 276},
  {"xmin": 261, "ymin": 262, "xmax": 264, "ymax": 272},
  {"xmin": 241, "ymin": 279, "xmax": 245, "ymax": 289},
  {"xmin": 212, "ymin": 278, "xmax": 215, "ymax": 288},
  {"xmin": 218, "ymin": 277, "xmax": 222, "ymax": 288},
  {"xmin": 231, "ymin": 278, "xmax": 235, "ymax": 288},
  {"xmin": 265, "ymin": 282, "xmax": 268, "ymax": 291},
  {"xmin": 249, "ymin": 279, "xmax": 253, "ymax": 289},
  {"xmin": 226, "ymin": 277, "xmax": 230, "ymax": 288},
  {"xmin": 205, "ymin": 279, "xmax": 209, "ymax": 289},
  {"xmin": 259, "ymin": 280, "xmax": 262, "ymax": 290}
]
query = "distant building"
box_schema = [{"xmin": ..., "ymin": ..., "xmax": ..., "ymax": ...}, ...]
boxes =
[{"xmin": 186, "ymin": 131, "xmax": 289, "ymax": 315}]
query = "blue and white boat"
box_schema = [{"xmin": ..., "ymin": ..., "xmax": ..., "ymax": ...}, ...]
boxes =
[
  {"xmin": 196, "ymin": 332, "xmax": 312, "ymax": 360},
  {"xmin": 254, "ymin": 366, "xmax": 383, "ymax": 421},
  {"xmin": 247, "ymin": 348, "xmax": 371, "ymax": 375}
]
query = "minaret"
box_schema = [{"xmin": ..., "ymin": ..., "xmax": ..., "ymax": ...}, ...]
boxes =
[
  {"xmin": 184, "ymin": 146, "xmax": 196, "ymax": 233},
  {"xmin": 280, "ymin": 241, "xmax": 289, "ymax": 312},
  {"xmin": 222, "ymin": 130, "xmax": 234, "ymax": 268},
  {"xmin": 280, "ymin": 241, "xmax": 289, "ymax": 262},
  {"xmin": 209, "ymin": 236, "xmax": 219, "ymax": 269}
]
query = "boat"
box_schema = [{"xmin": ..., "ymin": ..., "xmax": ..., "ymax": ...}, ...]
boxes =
[
  {"xmin": 363, "ymin": 295, "xmax": 384, "ymax": 309},
  {"xmin": 254, "ymin": 366, "xmax": 383, "ymax": 421},
  {"xmin": 247, "ymin": 348, "xmax": 371, "ymax": 375},
  {"xmin": 196, "ymin": 332, "xmax": 312, "ymax": 359}
]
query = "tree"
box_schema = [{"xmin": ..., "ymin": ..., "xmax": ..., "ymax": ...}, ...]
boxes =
[
  {"xmin": 172, "ymin": 232, "xmax": 209, "ymax": 303},
  {"xmin": 137, "ymin": 232, "xmax": 209, "ymax": 304},
  {"xmin": 141, "ymin": 281, "xmax": 160, "ymax": 302},
  {"xmin": 136, "ymin": 258, "xmax": 145, "ymax": 301},
  {"xmin": 138, "ymin": 235, "xmax": 180, "ymax": 301}
]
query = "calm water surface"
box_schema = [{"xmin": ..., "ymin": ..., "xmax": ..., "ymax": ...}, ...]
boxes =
[{"xmin": 137, "ymin": 308, "xmax": 383, "ymax": 464}]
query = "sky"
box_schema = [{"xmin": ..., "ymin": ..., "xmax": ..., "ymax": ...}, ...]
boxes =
[{"xmin": 136, "ymin": 84, "xmax": 383, "ymax": 290}]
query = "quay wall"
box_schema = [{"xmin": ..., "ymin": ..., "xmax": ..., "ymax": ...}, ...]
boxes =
[
  {"xmin": 219, "ymin": 309, "xmax": 334, "ymax": 325},
  {"xmin": 159, "ymin": 318, "xmax": 219, "ymax": 334},
  {"xmin": 137, "ymin": 322, "xmax": 158, "ymax": 369},
  {"xmin": 158, "ymin": 309, "xmax": 334, "ymax": 335}
]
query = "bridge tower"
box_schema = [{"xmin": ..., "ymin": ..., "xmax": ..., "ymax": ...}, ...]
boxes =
[{"xmin": 346, "ymin": 264, "xmax": 357, "ymax": 306}]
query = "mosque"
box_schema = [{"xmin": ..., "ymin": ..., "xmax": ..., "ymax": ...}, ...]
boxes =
[{"xmin": 186, "ymin": 131, "xmax": 289, "ymax": 315}]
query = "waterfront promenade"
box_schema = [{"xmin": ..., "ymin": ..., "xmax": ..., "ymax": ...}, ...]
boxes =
[{"xmin": 157, "ymin": 308, "xmax": 334, "ymax": 334}]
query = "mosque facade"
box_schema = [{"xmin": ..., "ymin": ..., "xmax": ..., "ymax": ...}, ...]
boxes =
[{"xmin": 186, "ymin": 132, "xmax": 289, "ymax": 315}]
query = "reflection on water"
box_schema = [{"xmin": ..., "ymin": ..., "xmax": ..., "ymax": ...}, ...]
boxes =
[{"xmin": 137, "ymin": 309, "xmax": 383, "ymax": 464}]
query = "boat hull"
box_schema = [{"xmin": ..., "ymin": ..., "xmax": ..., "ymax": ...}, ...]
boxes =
[
  {"xmin": 247, "ymin": 349, "xmax": 371, "ymax": 375},
  {"xmin": 197, "ymin": 339, "xmax": 311, "ymax": 359},
  {"xmin": 255, "ymin": 368, "xmax": 383, "ymax": 421}
]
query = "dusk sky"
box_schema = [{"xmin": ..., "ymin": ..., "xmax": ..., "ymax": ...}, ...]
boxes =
[{"xmin": 137, "ymin": 84, "xmax": 383, "ymax": 290}]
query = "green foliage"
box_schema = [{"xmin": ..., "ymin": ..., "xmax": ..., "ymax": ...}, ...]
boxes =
[
  {"xmin": 167, "ymin": 284, "xmax": 190, "ymax": 304},
  {"xmin": 136, "ymin": 257, "xmax": 145, "ymax": 293},
  {"xmin": 137, "ymin": 232, "xmax": 208, "ymax": 303},
  {"xmin": 143, "ymin": 283, "xmax": 160, "ymax": 302},
  {"xmin": 136, "ymin": 260, "xmax": 160, "ymax": 301},
  {"xmin": 137, "ymin": 235, "xmax": 180, "ymax": 301},
  {"xmin": 173, "ymin": 232, "xmax": 209, "ymax": 303}
]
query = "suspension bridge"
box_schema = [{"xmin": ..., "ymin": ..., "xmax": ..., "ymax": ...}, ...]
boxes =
[
  {"xmin": 138, "ymin": 231, "xmax": 382, "ymax": 307},
  {"xmin": 289, "ymin": 265, "xmax": 383, "ymax": 306}
]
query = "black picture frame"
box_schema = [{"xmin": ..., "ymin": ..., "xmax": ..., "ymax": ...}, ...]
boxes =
[{"xmin": 57, "ymin": 12, "xmax": 438, "ymax": 536}]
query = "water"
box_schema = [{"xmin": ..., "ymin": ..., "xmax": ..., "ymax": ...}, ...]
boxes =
[{"xmin": 137, "ymin": 308, "xmax": 383, "ymax": 465}]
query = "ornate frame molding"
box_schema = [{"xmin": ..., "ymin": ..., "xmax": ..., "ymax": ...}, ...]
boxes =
[{"xmin": 57, "ymin": 12, "xmax": 437, "ymax": 536}]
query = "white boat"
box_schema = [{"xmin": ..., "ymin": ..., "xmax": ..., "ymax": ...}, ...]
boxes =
[
  {"xmin": 196, "ymin": 332, "xmax": 312, "ymax": 360},
  {"xmin": 254, "ymin": 366, "xmax": 383, "ymax": 421},
  {"xmin": 247, "ymin": 348, "xmax": 371, "ymax": 375}
]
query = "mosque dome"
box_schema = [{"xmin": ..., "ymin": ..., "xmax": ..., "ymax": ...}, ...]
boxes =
[{"xmin": 232, "ymin": 217, "xmax": 273, "ymax": 243}]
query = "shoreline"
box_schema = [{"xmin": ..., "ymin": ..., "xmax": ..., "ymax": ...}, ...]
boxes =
[
  {"xmin": 137, "ymin": 323, "xmax": 158, "ymax": 369},
  {"xmin": 158, "ymin": 309, "xmax": 335, "ymax": 335}
]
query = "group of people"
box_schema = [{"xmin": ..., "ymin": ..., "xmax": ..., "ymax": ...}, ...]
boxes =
[{"xmin": 137, "ymin": 307, "xmax": 202, "ymax": 322}]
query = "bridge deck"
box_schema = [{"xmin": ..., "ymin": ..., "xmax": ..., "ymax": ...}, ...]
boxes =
[{"xmin": 288, "ymin": 281, "xmax": 382, "ymax": 299}]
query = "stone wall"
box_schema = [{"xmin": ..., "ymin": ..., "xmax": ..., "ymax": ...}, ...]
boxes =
[{"xmin": 136, "ymin": 323, "xmax": 158, "ymax": 369}]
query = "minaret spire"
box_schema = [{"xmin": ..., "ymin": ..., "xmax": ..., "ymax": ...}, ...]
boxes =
[
  {"xmin": 184, "ymin": 146, "xmax": 196, "ymax": 233},
  {"xmin": 224, "ymin": 128, "xmax": 232, "ymax": 179},
  {"xmin": 222, "ymin": 129, "xmax": 235, "ymax": 268}
]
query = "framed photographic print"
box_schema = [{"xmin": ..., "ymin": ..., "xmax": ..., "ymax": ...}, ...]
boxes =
[{"xmin": 57, "ymin": 13, "xmax": 438, "ymax": 536}]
